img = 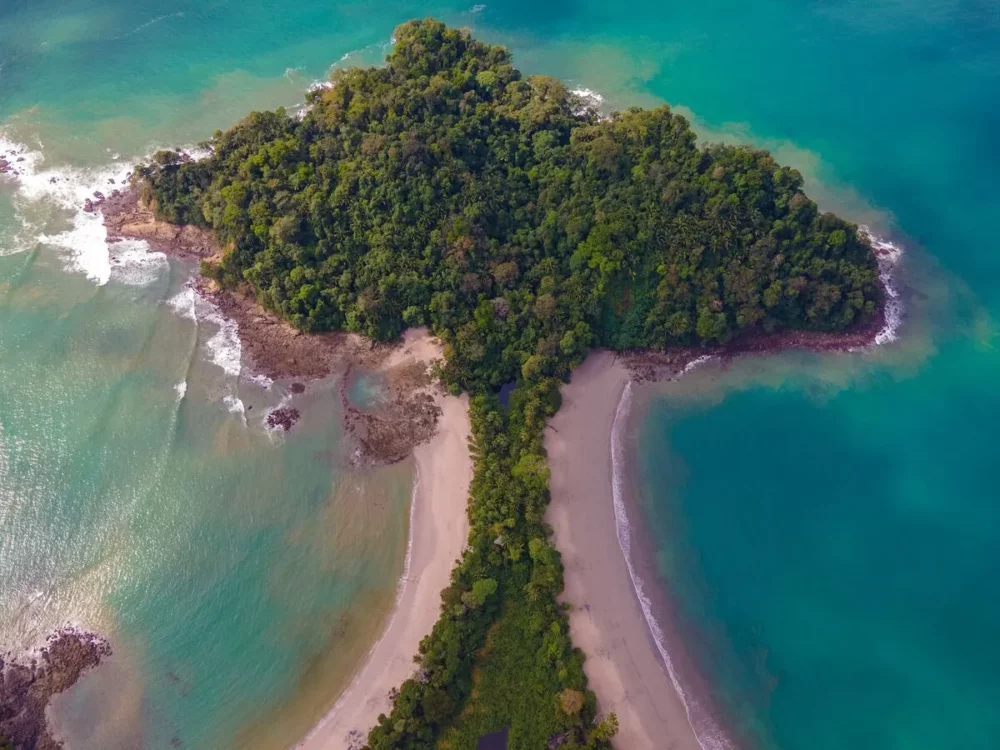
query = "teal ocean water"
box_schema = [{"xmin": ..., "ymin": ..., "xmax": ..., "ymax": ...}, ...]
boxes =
[
  {"xmin": 2, "ymin": 1, "xmax": 996, "ymax": 749},
  {"xmin": 619, "ymin": 3, "xmax": 1000, "ymax": 750}
]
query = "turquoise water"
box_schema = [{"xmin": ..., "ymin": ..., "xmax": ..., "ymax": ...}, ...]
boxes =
[
  {"xmin": 637, "ymin": 341, "xmax": 1000, "ymax": 750},
  {"xmin": 2, "ymin": 1, "xmax": 997, "ymax": 748},
  {"xmin": 622, "ymin": 2, "xmax": 1000, "ymax": 749},
  {"xmin": 0, "ymin": 246, "xmax": 414, "ymax": 749}
]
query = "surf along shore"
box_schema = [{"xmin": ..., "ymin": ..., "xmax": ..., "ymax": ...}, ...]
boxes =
[
  {"xmin": 546, "ymin": 246, "xmax": 902, "ymax": 749},
  {"xmin": 99, "ymin": 189, "xmax": 475, "ymax": 749},
  {"xmin": 546, "ymin": 352, "xmax": 699, "ymax": 749},
  {"xmin": 97, "ymin": 184, "xmax": 901, "ymax": 749}
]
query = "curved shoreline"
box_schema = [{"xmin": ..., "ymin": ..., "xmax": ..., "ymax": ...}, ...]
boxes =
[
  {"xmin": 546, "ymin": 271, "xmax": 904, "ymax": 749},
  {"xmin": 295, "ymin": 375, "xmax": 472, "ymax": 750},
  {"xmin": 610, "ymin": 380, "xmax": 733, "ymax": 750},
  {"xmin": 609, "ymin": 382, "xmax": 732, "ymax": 750},
  {"xmin": 546, "ymin": 352, "xmax": 705, "ymax": 750}
]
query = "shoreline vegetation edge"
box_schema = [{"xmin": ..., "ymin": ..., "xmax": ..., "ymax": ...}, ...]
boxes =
[{"xmin": 1, "ymin": 18, "xmax": 906, "ymax": 750}]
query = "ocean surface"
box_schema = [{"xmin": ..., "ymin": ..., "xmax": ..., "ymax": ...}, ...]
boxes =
[{"xmin": 1, "ymin": 1, "xmax": 997, "ymax": 749}]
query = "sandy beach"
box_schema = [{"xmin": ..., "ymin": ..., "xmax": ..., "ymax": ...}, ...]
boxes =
[
  {"xmin": 545, "ymin": 351, "xmax": 703, "ymax": 750},
  {"xmin": 296, "ymin": 331, "xmax": 472, "ymax": 749}
]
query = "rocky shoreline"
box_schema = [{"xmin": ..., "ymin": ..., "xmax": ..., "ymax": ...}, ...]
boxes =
[
  {"xmin": 621, "ymin": 238, "xmax": 899, "ymax": 381},
  {"xmin": 102, "ymin": 187, "xmax": 448, "ymax": 467},
  {"xmin": 620, "ymin": 301, "xmax": 888, "ymax": 384},
  {"xmin": 102, "ymin": 188, "xmax": 218, "ymax": 261},
  {"xmin": 0, "ymin": 147, "xmax": 28, "ymax": 178},
  {"xmin": 340, "ymin": 362, "xmax": 443, "ymax": 466},
  {"xmin": 0, "ymin": 629, "xmax": 111, "ymax": 750},
  {"xmin": 100, "ymin": 185, "xmax": 899, "ymax": 460}
]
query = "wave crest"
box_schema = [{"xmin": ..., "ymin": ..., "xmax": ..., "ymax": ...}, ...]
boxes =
[{"xmin": 611, "ymin": 381, "xmax": 734, "ymax": 750}]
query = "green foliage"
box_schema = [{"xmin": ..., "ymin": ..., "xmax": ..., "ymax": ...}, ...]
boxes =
[
  {"xmin": 363, "ymin": 382, "xmax": 606, "ymax": 748},
  {"xmin": 136, "ymin": 18, "xmax": 884, "ymax": 748},
  {"xmin": 140, "ymin": 18, "xmax": 880, "ymax": 392}
]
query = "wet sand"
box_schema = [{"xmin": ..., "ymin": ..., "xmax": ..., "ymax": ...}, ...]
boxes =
[
  {"xmin": 295, "ymin": 349, "xmax": 472, "ymax": 750},
  {"xmin": 545, "ymin": 351, "xmax": 703, "ymax": 750}
]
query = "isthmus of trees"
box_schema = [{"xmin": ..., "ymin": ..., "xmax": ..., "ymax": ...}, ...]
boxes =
[{"xmin": 138, "ymin": 19, "xmax": 882, "ymax": 748}]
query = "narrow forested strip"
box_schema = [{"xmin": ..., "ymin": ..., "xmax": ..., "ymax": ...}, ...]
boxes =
[{"xmin": 138, "ymin": 19, "xmax": 883, "ymax": 747}]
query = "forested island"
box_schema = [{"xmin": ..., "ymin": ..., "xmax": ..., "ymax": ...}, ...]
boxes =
[{"xmin": 133, "ymin": 19, "xmax": 883, "ymax": 749}]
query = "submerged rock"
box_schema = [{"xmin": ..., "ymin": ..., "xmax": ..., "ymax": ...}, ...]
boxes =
[
  {"xmin": 266, "ymin": 406, "xmax": 301, "ymax": 431},
  {"xmin": 0, "ymin": 628, "xmax": 111, "ymax": 749}
]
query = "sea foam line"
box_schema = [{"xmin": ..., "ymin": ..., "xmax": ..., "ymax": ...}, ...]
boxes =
[
  {"xmin": 860, "ymin": 226, "xmax": 905, "ymax": 347},
  {"xmin": 0, "ymin": 133, "xmax": 214, "ymax": 286},
  {"xmin": 166, "ymin": 286, "xmax": 243, "ymax": 380},
  {"xmin": 111, "ymin": 11, "xmax": 185, "ymax": 40},
  {"xmin": 611, "ymin": 380, "xmax": 734, "ymax": 750},
  {"xmin": 165, "ymin": 286, "xmax": 257, "ymax": 420}
]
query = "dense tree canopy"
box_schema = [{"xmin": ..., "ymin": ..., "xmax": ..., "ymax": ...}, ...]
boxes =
[
  {"xmin": 139, "ymin": 19, "xmax": 882, "ymax": 748},
  {"xmin": 142, "ymin": 18, "xmax": 880, "ymax": 393}
]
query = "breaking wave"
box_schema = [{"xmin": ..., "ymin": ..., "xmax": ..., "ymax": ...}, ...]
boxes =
[
  {"xmin": 0, "ymin": 133, "xmax": 208, "ymax": 286},
  {"xmin": 570, "ymin": 87, "xmax": 605, "ymax": 118},
  {"xmin": 166, "ymin": 287, "xmax": 243, "ymax": 378},
  {"xmin": 860, "ymin": 226, "xmax": 905, "ymax": 346},
  {"xmin": 611, "ymin": 380, "xmax": 735, "ymax": 750}
]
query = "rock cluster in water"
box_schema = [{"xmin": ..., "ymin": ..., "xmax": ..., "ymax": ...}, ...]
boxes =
[
  {"xmin": 0, "ymin": 628, "xmax": 111, "ymax": 749},
  {"xmin": 0, "ymin": 151, "xmax": 27, "ymax": 177},
  {"xmin": 266, "ymin": 406, "xmax": 301, "ymax": 431}
]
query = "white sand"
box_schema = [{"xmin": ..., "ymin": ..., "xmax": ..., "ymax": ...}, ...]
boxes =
[
  {"xmin": 545, "ymin": 351, "xmax": 704, "ymax": 750},
  {"xmin": 296, "ymin": 330, "xmax": 472, "ymax": 750}
]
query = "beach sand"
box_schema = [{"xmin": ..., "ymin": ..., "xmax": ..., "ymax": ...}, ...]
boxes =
[
  {"xmin": 545, "ymin": 351, "xmax": 703, "ymax": 750},
  {"xmin": 296, "ymin": 330, "xmax": 472, "ymax": 750}
]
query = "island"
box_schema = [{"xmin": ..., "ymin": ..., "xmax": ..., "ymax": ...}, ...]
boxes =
[{"xmin": 46, "ymin": 17, "xmax": 885, "ymax": 750}]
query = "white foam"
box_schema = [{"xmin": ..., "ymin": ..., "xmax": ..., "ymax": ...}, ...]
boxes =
[
  {"xmin": 204, "ymin": 310, "xmax": 242, "ymax": 378},
  {"xmin": 174, "ymin": 380, "xmax": 188, "ymax": 401},
  {"xmin": 680, "ymin": 354, "xmax": 715, "ymax": 377},
  {"xmin": 292, "ymin": 80, "xmax": 335, "ymax": 120},
  {"xmin": 570, "ymin": 87, "xmax": 606, "ymax": 118},
  {"xmin": 1, "ymin": 133, "xmax": 126, "ymax": 283},
  {"xmin": 165, "ymin": 286, "xmax": 254, "ymax": 417},
  {"xmin": 112, "ymin": 11, "xmax": 185, "ymax": 41},
  {"xmin": 222, "ymin": 392, "xmax": 245, "ymax": 415},
  {"xmin": 470, "ymin": 3, "xmax": 487, "ymax": 12},
  {"xmin": 165, "ymin": 285, "xmax": 255, "ymax": 424},
  {"xmin": 108, "ymin": 238, "xmax": 168, "ymax": 286},
  {"xmin": 166, "ymin": 285, "xmax": 243, "ymax": 378},
  {"xmin": 166, "ymin": 287, "xmax": 198, "ymax": 321},
  {"xmin": 611, "ymin": 382, "xmax": 734, "ymax": 750},
  {"xmin": 0, "ymin": 131, "xmax": 193, "ymax": 286},
  {"xmin": 859, "ymin": 226, "xmax": 904, "ymax": 346},
  {"xmin": 42, "ymin": 215, "xmax": 111, "ymax": 284},
  {"xmin": 570, "ymin": 87, "xmax": 604, "ymax": 104},
  {"xmin": 262, "ymin": 391, "xmax": 293, "ymax": 434},
  {"xmin": 182, "ymin": 144, "xmax": 214, "ymax": 162},
  {"xmin": 246, "ymin": 373, "xmax": 273, "ymax": 391}
]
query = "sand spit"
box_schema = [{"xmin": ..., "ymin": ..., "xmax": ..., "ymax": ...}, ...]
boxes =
[
  {"xmin": 296, "ymin": 385, "xmax": 472, "ymax": 750},
  {"xmin": 546, "ymin": 352, "xmax": 705, "ymax": 750}
]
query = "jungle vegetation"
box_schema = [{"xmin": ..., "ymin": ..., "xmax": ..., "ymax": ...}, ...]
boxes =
[{"xmin": 138, "ymin": 18, "xmax": 882, "ymax": 748}]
